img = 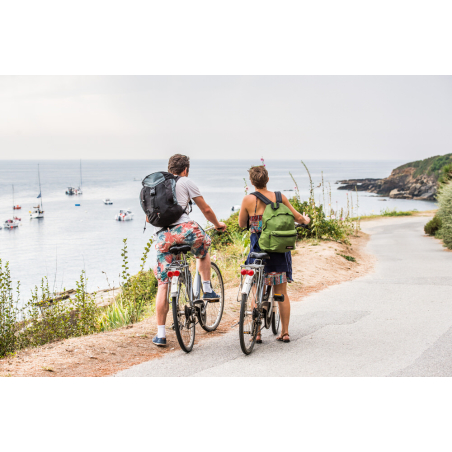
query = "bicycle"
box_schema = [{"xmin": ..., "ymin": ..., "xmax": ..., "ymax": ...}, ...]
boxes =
[
  {"xmin": 238, "ymin": 251, "xmax": 284, "ymax": 355},
  {"xmin": 168, "ymin": 241, "xmax": 225, "ymax": 353}
]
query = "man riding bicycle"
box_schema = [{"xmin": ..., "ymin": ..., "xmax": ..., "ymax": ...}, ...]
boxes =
[{"xmin": 151, "ymin": 154, "xmax": 226, "ymax": 346}]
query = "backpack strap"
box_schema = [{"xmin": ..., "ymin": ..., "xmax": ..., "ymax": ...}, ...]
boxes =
[{"xmin": 251, "ymin": 191, "xmax": 281, "ymax": 210}]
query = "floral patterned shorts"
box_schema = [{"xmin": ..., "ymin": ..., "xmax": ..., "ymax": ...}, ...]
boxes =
[
  {"xmin": 154, "ymin": 221, "xmax": 211, "ymax": 285},
  {"xmin": 265, "ymin": 272, "xmax": 287, "ymax": 286}
]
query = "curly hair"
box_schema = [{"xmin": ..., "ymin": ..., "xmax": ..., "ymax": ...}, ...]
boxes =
[
  {"xmin": 168, "ymin": 154, "xmax": 190, "ymax": 175},
  {"xmin": 248, "ymin": 165, "xmax": 269, "ymax": 189}
]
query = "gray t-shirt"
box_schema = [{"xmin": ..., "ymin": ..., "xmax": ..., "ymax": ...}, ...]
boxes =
[{"xmin": 173, "ymin": 177, "xmax": 202, "ymax": 225}]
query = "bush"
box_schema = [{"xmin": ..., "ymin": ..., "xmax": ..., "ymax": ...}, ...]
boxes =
[
  {"xmin": 96, "ymin": 237, "xmax": 158, "ymax": 332},
  {"xmin": 20, "ymin": 272, "xmax": 99, "ymax": 348},
  {"xmin": 0, "ymin": 262, "xmax": 100, "ymax": 357},
  {"xmin": 424, "ymin": 215, "xmax": 442, "ymax": 236},
  {"xmin": 437, "ymin": 181, "xmax": 452, "ymax": 249},
  {"xmin": 438, "ymin": 163, "xmax": 452, "ymax": 186},
  {"xmin": 0, "ymin": 260, "xmax": 20, "ymax": 357},
  {"xmin": 210, "ymin": 212, "xmax": 246, "ymax": 248}
]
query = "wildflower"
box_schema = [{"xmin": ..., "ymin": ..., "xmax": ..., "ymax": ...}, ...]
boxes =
[
  {"xmin": 331, "ymin": 215, "xmax": 336, "ymax": 220},
  {"xmin": 341, "ymin": 217, "xmax": 344, "ymax": 221},
  {"xmin": 211, "ymin": 254, "xmax": 217, "ymax": 261}
]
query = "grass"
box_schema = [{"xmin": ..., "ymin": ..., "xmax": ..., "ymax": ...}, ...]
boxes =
[
  {"xmin": 337, "ymin": 253, "xmax": 357, "ymax": 263},
  {"xmin": 351, "ymin": 208, "xmax": 416, "ymax": 221}
]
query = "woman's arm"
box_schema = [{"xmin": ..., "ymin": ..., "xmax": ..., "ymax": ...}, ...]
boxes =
[
  {"xmin": 238, "ymin": 195, "xmax": 252, "ymax": 228},
  {"xmin": 281, "ymin": 194, "xmax": 311, "ymax": 225}
]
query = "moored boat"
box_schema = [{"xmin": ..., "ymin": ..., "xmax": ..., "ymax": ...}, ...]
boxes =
[
  {"xmin": 12, "ymin": 185, "xmax": 21, "ymax": 209},
  {"xmin": 115, "ymin": 209, "xmax": 133, "ymax": 221},
  {"xmin": 3, "ymin": 219, "xmax": 20, "ymax": 229},
  {"xmin": 30, "ymin": 164, "xmax": 45, "ymax": 219},
  {"xmin": 104, "ymin": 199, "xmax": 113, "ymax": 205}
]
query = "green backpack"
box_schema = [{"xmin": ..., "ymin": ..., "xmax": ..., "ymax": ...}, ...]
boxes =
[{"xmin": 251, "ymin": 191, "xmax": 297, "ymax": 253}]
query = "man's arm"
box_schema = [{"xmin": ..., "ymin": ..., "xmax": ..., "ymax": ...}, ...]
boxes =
[{"xmin": 193, "ymin": 196, "xmax": 226, "ymax": 231}]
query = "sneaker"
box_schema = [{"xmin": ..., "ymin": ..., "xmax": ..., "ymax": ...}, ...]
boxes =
[
  {"xmin": 152, "ymin": 335, "xmax": 167, "ymax": 346},
  {"xmin": 203, "ymin": 290, "xmax": 220, "ymax": 301}
]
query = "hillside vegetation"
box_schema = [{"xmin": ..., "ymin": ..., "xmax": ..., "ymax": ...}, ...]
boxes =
[{"xmin": 395, "ymin": 153, "xmax": 452, "ymax": 179}]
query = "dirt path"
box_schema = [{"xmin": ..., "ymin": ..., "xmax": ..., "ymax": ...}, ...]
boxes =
[{"xmin": 0, "ymin": 233, "xmax": 374, "ymax": 377}]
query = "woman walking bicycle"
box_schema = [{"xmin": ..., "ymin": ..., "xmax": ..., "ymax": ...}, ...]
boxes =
[{"xmin": 238, "ymin": 165, "xmax": 310, "ymax": 345}]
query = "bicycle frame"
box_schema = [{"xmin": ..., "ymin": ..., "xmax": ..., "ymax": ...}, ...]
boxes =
[
  {"xmin": 168, "ymin": 253, "xmax": 193, "ymax": 305},
  {"xmin": 241, "ymin": 260, "xmax": 276, "ymax": 320}
]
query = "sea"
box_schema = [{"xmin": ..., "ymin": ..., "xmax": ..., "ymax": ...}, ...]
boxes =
[{"xmin": 0, "ymin": 159, "xmax": 437, "ymax": 300}]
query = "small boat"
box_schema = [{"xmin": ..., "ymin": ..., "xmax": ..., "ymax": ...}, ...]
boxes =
[
  {"xmin": 30, "ymin": 164, "xmax": 45, "ymax": 219},
  {"xmin": 231, "ymin": 205, "xmax": 241, "ymax": 212},
  {"xmin": 12, "ymin": 185, "xmax": 21, "ymax": 210},
  {"xmin": 115, "ymin": 209, "xmax": 134, "ymax": 221},
  {"xmin": 104, "ymin": 199, "xmax": 113, "ymax": 205},
  {"xmin": 13, "ymin": 216, "xmax": 21, "ymax": 221},
  {"xmin": 3, "ymin": 219, "xmax": 20, "ymax": 229},
  {"xmin": 30, "ymin": 205, "xmax": 44, "ymax": 219},
  {"xmin": 66, "ymin": 160, "xmax": 84, "ymax": 195}
]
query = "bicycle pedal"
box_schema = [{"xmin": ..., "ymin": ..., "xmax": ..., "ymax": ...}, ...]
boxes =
[
  {"xmin": 274, "ymin": 294, "xmax": 285, "ymax": 302},
  {"xmin": 193, "ymin": 300, "xmax": 204, "ymax": 306}
]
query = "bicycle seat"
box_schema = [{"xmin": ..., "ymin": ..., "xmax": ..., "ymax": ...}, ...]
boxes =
[
  {"xmin": 169, "ymin": 244, "xmax": 191, "ymax": 255},
  {"xmin": 249, "ymin": 252, "xmax": 270, "ymax": 260}
]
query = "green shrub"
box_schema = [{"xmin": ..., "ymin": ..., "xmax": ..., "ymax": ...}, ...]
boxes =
[
  {"xmin": 438, "ymin": 163, "xmax": 452, "ymax": 186},
  {"xmin": 98, "ymin": 298, "xmax": 133, "ymax": 331},
  {"xmin": 0, "ymin": 260, "xmax": 20, "ymax": 357},
  {"xmin": 424, "ymin": 215, "xmax": 442, "ymax": 236},
  {"xmin": 210, "ymin": 212, "xmax": 246, "ymax": 248},
  {"xmin": 19, "ymin": 272, "xmax": 99, "ymax": 349},
  {"xmin": 117, "ymin": 238, "xmax": 157, "ymax": 324},
  {"xmin": 437, "ymin": 181, "xmax": 452, "ymax": 249}
]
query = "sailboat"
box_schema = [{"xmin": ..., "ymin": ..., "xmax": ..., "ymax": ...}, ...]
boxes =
[
  {"xmin": 75, "ymin": 159, "xmax": 83, "ymax": 195},
  {"xmin": 12, "ymin": 185, "xmax": 21, "ymax": 210},
  {"xmin": 30, "ymin": 164, "xmax": 44, "ymax": 219}
]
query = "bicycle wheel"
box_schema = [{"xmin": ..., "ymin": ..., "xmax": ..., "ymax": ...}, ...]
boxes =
[
  {"xmin": 239, "ymin": 283, "xmax": 259, "ymax": 355},
  {"xmin": 172, "ymin": 276, "xmax": 195, "ymax": 353},
  {"xmin": 271, "ymin": 301, "xmax": 280, "ymax": 335},
  {"xmin": 200, "ymin": 262, "xmax": 225, "ymax": 332}
]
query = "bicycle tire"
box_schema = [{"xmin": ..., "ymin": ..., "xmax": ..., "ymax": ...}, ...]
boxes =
[
  {"xmin": 239, "ymin": 293, "xmax": 258, "ymax": 355},
  {"xmin": 200, "ymin": 262, "xmax": 225, "ymax": 332},
  {"xmin": 271, "ymin": 301, "xmax": 280, "ymax": 335},
  {"xmin": 172, "ymin": 277, "xmax": 195, "ymax": 353}
]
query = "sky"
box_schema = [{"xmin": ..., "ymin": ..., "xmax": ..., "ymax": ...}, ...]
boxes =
[{"xmin": 0, "ymin": 75, "xmax": 451, "ymax": 161}]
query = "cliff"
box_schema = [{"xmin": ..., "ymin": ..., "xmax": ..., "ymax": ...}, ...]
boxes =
[{"xmin": 337, "ymin": 153, "xmax": 452, "ymax": 200}]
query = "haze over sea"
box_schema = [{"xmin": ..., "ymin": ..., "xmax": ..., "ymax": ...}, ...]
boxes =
[{"xmin": 0, "ymin": 159, "xmax": 437, "ymax": 299}]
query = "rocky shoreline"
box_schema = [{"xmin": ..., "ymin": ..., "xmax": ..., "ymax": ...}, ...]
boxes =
[{"xmin": 337, "ymin": 167, "xmax": 437, "ymax": 200}]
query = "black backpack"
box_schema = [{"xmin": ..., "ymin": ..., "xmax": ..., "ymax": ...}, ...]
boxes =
[{"xmin": 140, "ymin": 172, "xmax": 191, "ymax": 229}]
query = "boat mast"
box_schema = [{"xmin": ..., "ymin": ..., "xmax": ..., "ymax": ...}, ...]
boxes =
[
  {"xmin": 80, "ymin": 159, "xmax": 82, "ymax": 190},
  {"xmin": 38, "ymin": 164, "xmax": 43, "ymax": 208}
]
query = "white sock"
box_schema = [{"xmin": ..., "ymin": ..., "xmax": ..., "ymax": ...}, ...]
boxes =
[
  {"xmin": 157, "ymin": 325, "xmax": 166, "ymax": 338},
  {"xmin": 203, "ymin": 281, "xmax": 212, "ymax": 293}
]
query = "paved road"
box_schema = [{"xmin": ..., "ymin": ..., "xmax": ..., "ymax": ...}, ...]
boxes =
[{"xmin": 116, "ymin": 216, "xmax": 452, "ymax": 377}]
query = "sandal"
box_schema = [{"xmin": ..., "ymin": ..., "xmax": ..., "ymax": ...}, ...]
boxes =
[
  {"xmin": 256, "ymin": 332, "xmax": 263, "ymax": 344},
  {"xmin": 276, "ymin": 334, "xmax": 284, "ymax": 342},
  {"xmin": 282, "ymin": 333, "xmax": 290, "ymax": 343}
]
